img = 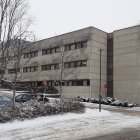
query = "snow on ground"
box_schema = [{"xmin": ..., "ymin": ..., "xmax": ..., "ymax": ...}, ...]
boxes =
[
  {"xmin": 126, "ymin": 107, "xmax": 140, "ymax": 111},
  {"xmin": 84, "ymin": 102, "xmax": 114, "ymax": 109},
  {"xmin": 0, "ymin": 108, "xmax": 140, "ymax": 140}
]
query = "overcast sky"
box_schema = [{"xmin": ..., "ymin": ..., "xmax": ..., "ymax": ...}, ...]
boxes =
[{"xmin": 28, "ymin": 0, "xmax": 140, "ymax": 40}]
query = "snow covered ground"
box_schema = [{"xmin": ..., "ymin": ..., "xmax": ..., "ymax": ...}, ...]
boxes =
[
  {"xmin": 0, "ymin": 108, "xmax": 140, "ymax": 140},
  {"xmin": 126, "ymin": 107, "xmax": 140, "ymax": 111}
]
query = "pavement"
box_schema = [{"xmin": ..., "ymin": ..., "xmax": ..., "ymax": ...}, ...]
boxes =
[
  {"xmin": 83, "ymin": 103, "xmax": 140, "ymax": 140},
  {"xmin": 82, "ymin": 128, "xmax": 140, "ymax": 140}
]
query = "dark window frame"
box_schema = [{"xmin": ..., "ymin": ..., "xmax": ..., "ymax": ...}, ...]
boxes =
[
  {"xmin": 42, "ymin": 46, "xmax": 60, "ymax": 55},
  {"xmin": 41, "ymin": 63, "xmax": 59, "ymax": 71},
  {"xmin": 24, "ymin": 51, "xmax": 38, "ymax": 58},
  {"xmin": 8, "ymin": 68, "xmax": 20, "ymax": 74},
  {"xmin": 23, "ymin": 66, "xmax": 38, "ymax": 73}
]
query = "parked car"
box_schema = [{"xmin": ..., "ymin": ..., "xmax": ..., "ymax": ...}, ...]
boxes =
[
  {"xmin": 15, "ymin": 93, "xmax": 49, "ymax": 103},
  {"xmin": 36, "ymin": 86, "xmax": 58, "ymax": 94},
  {"xmin": 0, "ymin": 96, "xmax": 13, "ymax": 106}
]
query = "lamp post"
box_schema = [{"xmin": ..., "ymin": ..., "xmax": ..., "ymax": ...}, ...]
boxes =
[{"xmin": 99, "ymin": 49, "xmax": 104, "ymax": 112}]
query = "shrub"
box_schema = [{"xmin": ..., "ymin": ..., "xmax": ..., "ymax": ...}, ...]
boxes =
[{"xmin": 0, "ymin": 98, "xmax": 85, "ymax": 123}]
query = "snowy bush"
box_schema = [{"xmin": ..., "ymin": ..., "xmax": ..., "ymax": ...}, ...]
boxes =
[
  {"xmin": 77, "ymin": 97, "xmax": 139, "ymax": 107},
  {"xmin": 0, "ymin": 99, "xmax": 85, "ymax": 123}
]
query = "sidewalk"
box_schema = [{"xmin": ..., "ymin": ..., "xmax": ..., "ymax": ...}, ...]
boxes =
[
  {"xmin": 82, "ymin": 128, "xmax": 140, "ymax": 140},
  {"xmin": 84, "ymin": 102, "xmax": 140, "ymax": 116},
  {"xmin": 83, "ymin": 102, "xmax": 140, "ymax": 140}
]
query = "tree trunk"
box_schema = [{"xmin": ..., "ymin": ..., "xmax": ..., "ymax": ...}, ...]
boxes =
[{"xmin": 12, "ymin": 86, "xmax": 16, "ymax": 108}]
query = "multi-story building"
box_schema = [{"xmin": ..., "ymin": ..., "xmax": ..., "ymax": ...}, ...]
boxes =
[
  {"xmin": 6, "ymin": 27, "xmax": 107, "ymax": 98},
  {"xmin": 113, "ymin": 25, "xmax": 140, "ymax": 103},
  {"xmin": 4, "ymin": 25, "xmax": 140, "ymax": 103}
]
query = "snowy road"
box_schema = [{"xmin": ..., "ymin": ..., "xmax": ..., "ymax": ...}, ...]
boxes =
[{"xmin": 0, "ymin": 108, "xmax": 140, "ymax": 140}]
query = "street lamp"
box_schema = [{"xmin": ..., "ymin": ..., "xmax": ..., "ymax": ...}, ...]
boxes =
[{"xmin": 99, "ymin": 49, "xmax": 104, "ymax": 112}]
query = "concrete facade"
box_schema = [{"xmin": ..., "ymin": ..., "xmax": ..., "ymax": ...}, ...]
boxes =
[
  {"xmin": 113, "ymin": 25, "xmax": 140, "ymax": 103},
  {"xmin": 4, "ymin": 25, "xmax": 140, "ymax": 103},
  {"xmin": 5, "ymin": 27, "xmax": 107, "ymax": 98}
]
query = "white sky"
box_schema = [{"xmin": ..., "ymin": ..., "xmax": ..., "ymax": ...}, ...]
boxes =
[{"xmin": 28, "ymin": 0, "xmax": 140, "ymax": 40}]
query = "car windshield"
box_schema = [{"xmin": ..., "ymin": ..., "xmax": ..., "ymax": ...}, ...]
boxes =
[
  {"xmin": 15, "ymin": 95, "xmax": 22, "ymax": 100},
  {"xmin": 0, "ymin": 96, "xmax": 11, "ymax": 101}
]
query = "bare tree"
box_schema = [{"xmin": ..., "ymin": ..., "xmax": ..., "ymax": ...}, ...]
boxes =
[
  {"xmin": 0, "ymin": 0, "xmax": 34, "ymax": 107},
  {"xmin": 49, "ymin": 40, "xmax": 81, "ymax": 98},
  {"xmin": 0, "ymin": 0, "xmax": 32, "ymax": 79}
]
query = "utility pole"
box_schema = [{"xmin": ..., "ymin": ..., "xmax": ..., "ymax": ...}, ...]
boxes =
[{"xmin": 99, "ymin": 49, "xmax": 104, "ymax": 112}]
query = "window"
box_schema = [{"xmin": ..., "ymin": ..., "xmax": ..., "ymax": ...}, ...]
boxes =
[
  {"xmin": 42, "ymin": 46, "xmax": 60, "ymax": 55},
  {"xmin": 31, "ymin": 53, "xmax": 34, "ymax": 57},
  {"xmin": 67, "ymin": 80, "xmax": 90, "ymax": 86},
  {"xmin": 48, "ymin": 81, "xmax": 52, "ymax": 86},
  {"xmin": 81, "ymin": 60, "xmax": 87, "ymax": 67},
  {"xmin": 82, "ymin": 41, "xmax": 87, "ymax": 48},
  {"xmin": 68, "ymin": 81, "xmax": 72, "ymax": 86},
  {"xmin": 23, "ymin": 66, "xmax": 38, "ymax": 73},
  {"xmin": 42, "ymin": 50, "xmax": 47, "ymax": 55},
  {"xmin": 0, "ymin": 70, "xmax": 4, "ymax": 75},
  {"xmin": 55, "ymin": 47, "xmax": 60, "ymax": 53},
  {"xmin": 35, "ymin": 66, "xmax": 38, "ymax": 71},
  {"xmin": 52, "ymin": 81, "xmax": 55, "ymax": 86},
  {"xmin": 65, "ymin": 45, "xmax": 70, "ymax": 51},
  {"xmin": 75, "ymin": 61, "xmax": 81, "ymax": 67},
  {"xmin": 42, "ymin": 65, "xmax": 51, "ymax": 70},
  {"xmin": 76, "ymin": 43, "xmax": 82, "ymax": 49},
  {"xmin": 64, "ymin": 41, "xmax": 87, "ymax": 52},
  {"xmin": 8, "ymin": 68, "xmax": 20, "ymax": 74},
  {"xmin": 41, "ymin": 60, "xmax": 87, "ymax": 71},
  {"xmin": 77, "ymin": 80, "xmax": 83, "ymax": 86},
  {"xmin": 72, "ymin": 81, "xmax": 77, "ymax": 86},
  {"xmin": 51, "ymin": 48, "xmax": 55, "ymax": 54},
  {"xmin": 47, "ymin": 49, "xmax": 51, "ymax": 54},
  {"xmin": 15, "ymin": 95, "xmax": 22, "ymax": 102},
  {"xmin": 65, "ymin": 60, "xmax": 87, "ymax": 68},
  {"xmin": 83, "ymin": 80, "xmax": 88, "ymax": 86},
  {"xmin": 43, "ymin": 79, "xmax": 90, "ymax": 86},
  {"xmin": 24, "ymin": 51, "xmax": 38, "ymax": 58},
  {"xmin": 70, "ymin": 62, "xmax": 75, "ymax": 68},
  {"xmin": 64, "ymin": 62, "xmax": 70, "ymax": 68},
  {"xmin": 42, "ymin": 49, "xmax": 51, "ymax": 55},
  {"xmin": 30, "ymin": 67, "xmax": 35, "ymax": 72},
  {"xmin": 55, "ymin": 64, "xmax": 59, "ymax": 69},
  {"xmin": 51, "ymin": 65, "xmax": 55, "ymax": 70},
  {"xmin": 71, "ymin": 44, "xmax": 75, "ymax": 50},
  {"xmin": 64, "ymin": 81, "xmax": 68, "ymax": 86},
  {"xmin": 41, "ymin": 64, "xmax": 59, "ymax": 71}
]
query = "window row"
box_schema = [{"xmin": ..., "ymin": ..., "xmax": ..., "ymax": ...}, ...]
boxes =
[
  {"xmin": 21, "ymin": 79, "xmax": 90, "ymax": 87},
  {"xmin": 8, "ymin": 60, "xmax": 87, "ymax": 73},
  {"xmin": 64, "ymin": 60, "xmax": 87, "ymax": 68},
  {"xmin": 42, "ymin": 60, "xmax": 87, "ymax": 71},
  {"xmin": 46, "ymin": 79, "xmax": 90, "ymax": 86},
  {"xmin": 42, "ymin": 63, "xmax": 59, "ymax": 71},
  {"xmin": 23, "ymin": 66, "xmax": 38, "ymax": 73},
  {"xmin": 8, "ymin": 68, "xmax": 20, "ymax": 74},
  {"xmin": 42, "ymin": 47, "xmax": 60, "ymax": 55},
  {"xmin": 41, "ymin": 41, "xmax": 87, "ymax": 56},
  {"xmin": 24, "ymin": 51, "xmax": 38, "ymax": 58},
  {"xmin": 65, "ymin": 41, "xmax": 87, "ymax": 51}
]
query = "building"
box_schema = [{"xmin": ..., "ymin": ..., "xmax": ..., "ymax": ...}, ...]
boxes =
[
  {"xmin": 4, "ymin": 25, "xmax": 140, "ymax": 103},
  {"xmin": 113, "ymin": 25, "xmax": 140, "ymax": 103},
  {"xmin": 6, "ymin": 27, "xmax": 107, "ymax": 98}
]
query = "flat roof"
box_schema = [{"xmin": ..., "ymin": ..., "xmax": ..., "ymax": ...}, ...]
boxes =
[{"xmin": 114, "ymin": 25, "xmax": 140, "ymax": 32}]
